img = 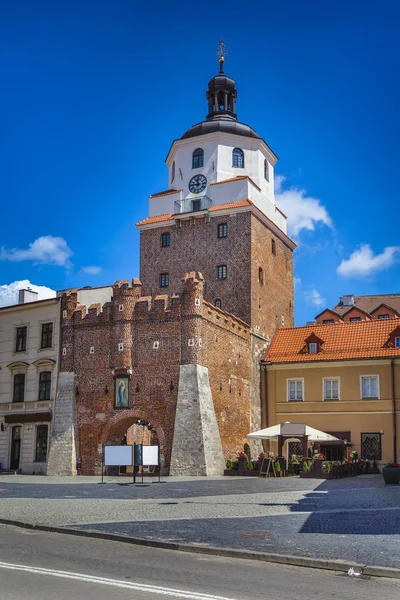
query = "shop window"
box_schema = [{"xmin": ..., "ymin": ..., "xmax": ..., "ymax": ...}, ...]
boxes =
[
  {"xmin": 361, "ymin": 433, "xmax": 381, "ymax": 460},
  {"xmin": 35, "ymin": 425, "xmax": 49, "ymax": 462}
]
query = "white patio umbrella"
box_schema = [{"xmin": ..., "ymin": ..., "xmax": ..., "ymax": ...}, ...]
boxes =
[{"xmin": 247, "ymin": 422, "xmax": 340, "ymax": 443}]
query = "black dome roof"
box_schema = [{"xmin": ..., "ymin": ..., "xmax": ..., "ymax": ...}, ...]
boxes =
[
  {"xmin": 181, "ymin": 119, "xmax": 260, "ymax": 140},
  {"xmin": 207, "ymin": 75, "xmax": 236, "ymax": 90}
]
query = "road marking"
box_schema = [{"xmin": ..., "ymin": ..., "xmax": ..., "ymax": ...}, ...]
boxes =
[{"xmin": 0, "ymin": 561, "xmax": 237, "ymax": 600}]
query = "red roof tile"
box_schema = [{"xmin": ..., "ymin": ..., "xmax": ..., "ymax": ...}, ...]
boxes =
[
  {"xmin": 210, "ymin": 176, "xmax": 261, "ymax": 191},
  {"xmin": 136, "ymin": 213, "xmax": 173, "ymax": 226},
  {"xmin": 149, "ymin": 189, "xmax": 181, "ymax": 198},
  {"xmin": 209, "ymin": 199, "xmax": 252, "ymax": 211},
  {"xmin": 264, "ymin": 318, "xmax": 400, "ymax": 363}
]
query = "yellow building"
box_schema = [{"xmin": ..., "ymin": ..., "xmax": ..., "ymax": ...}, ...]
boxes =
[{"xmin": 261, "ymin": 318, "xmax": 400, "ymax": 465}]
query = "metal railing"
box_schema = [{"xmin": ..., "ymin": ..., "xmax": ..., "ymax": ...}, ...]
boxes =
[{"xmin": 174, "ymin": 195, "xmax": 212, "ymax": 215}]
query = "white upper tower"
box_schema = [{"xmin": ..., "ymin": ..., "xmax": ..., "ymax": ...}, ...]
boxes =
[{"xmin": 148, "ymin": 42, "xmax": 287, "ymax": 234}]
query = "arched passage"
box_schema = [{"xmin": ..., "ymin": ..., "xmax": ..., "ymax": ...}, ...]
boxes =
[{"xmin": 101, "ymin": 409, "xmax": 168, "ymax": 474}]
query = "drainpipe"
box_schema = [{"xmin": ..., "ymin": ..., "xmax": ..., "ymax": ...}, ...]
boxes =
[
  {"xmin": 391, "ymin": 359, "xmax": 397, "ymax": 463},
  {"xmin": 260, "ymin": 361, "xmax": 270, "ymax": 453}
]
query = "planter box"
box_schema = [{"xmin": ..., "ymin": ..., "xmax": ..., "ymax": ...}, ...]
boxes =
[
  {"xmin": 224, "ymin": 469, "xmax": 239, "ymax": 476},
  {"xmin": 383, "ymin": 467, "xmax": 400, "ymax": 485},
  {"xmin": 244, "ymin": 470, "xmax": 260, "ymax": 476}
]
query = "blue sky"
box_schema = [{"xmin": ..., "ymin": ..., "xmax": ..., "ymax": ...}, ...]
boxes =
[{"xmin": 1, "ymin": 0, "xmax": 399, "ymax": 324}]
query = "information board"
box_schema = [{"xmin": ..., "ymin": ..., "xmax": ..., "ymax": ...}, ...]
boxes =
[
  {"xmin": 104, "ymin": 445, "xmax": 133, "ymax": 466},
  {"xmin": 142, "ymin": 445, "xmax": 159, "ymax": 466}
]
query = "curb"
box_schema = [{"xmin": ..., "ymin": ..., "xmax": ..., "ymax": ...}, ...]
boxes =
[{"xmin": 1, "ymin": 517, "xmax": 399, "ymax": 579}]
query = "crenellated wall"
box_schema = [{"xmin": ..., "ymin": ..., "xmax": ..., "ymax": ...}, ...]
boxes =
[{"xmin": 56, "ymin": 273, "xmax": 252, "ymax": 474}]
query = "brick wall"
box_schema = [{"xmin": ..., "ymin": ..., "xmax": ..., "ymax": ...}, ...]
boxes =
[
  {"xmin": 139, "ymin": 213, "xmax": 252, "ymax": 324},
  {"xmin": 59, "ymin": 274, "xmax": 252, "ymax": 474}
]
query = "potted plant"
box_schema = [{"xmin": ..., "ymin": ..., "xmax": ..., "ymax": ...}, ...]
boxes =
[
  {"xmin": 350, "ymin": 450, "xmax": 358, "ymax": 462},
  {"xmin": 274, "ymin": 460, "xmax": 282, "ymax": 477},
  {"xmin": 382, "ymin": 463, "xmax": 400, "ymax": 485}
]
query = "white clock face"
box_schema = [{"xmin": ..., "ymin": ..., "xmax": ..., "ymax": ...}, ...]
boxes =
[{"xmin": 189, "ymin": 174, "xmax": 207, "ymax": 194}]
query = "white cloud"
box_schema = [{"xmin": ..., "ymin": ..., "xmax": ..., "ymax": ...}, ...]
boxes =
[
  {"xmin": 304, "ymin": 288, "xmax": 326, "ymax": 307},
  {"xmin": 294, "ymin": 277, "xmax": 302, "ymax": 287},
  {"xmin": 275, "ymin": 175, "xmax": 333, "ymax": 237},
  {"xmin": 81, "ymin": 266, "xmax": 102, "ymax": 275},
  {"xmin": 0, "ymin": 235, "xmax": 73, "ymax": 268},
  {"xmin": 0, "ymin": 280, "xmax": 56, "ymax": 308},
  {"xmin": 337, "ymin": 244, "xmax": 400, "ymax": 279}
]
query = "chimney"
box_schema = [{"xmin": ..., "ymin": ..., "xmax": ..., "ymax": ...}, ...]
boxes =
[
  {"xmin": 339, "ymin": 294, "xmax": 355, "ymax": 307},
  {"xmin": 18, "ymin": 288, "xmax": 39, "ymax": 304}
]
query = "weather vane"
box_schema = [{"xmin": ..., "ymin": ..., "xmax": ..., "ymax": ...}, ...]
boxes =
[{"xmin": 217, "ymin": 39, "xmax": 227, "ymax": 73}]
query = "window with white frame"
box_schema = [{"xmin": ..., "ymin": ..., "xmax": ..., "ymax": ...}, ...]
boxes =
[
  {"xmin": 309, "ymin": 342, "xmax": 317, "ymax": 354},
  {"xmin": 395, "ymin": 337, "xmax": 400, "ymax": 348},
  {"xmin": 287, "ymin": 379, "xmax": 303, "ymax": 402},
  {"xmin": 324, "ymin": 378, "xmax": 339, "ymax": 400},
  {"xmin": 361, "ymin": 376, "xmax": 379, "ymax": 399}
]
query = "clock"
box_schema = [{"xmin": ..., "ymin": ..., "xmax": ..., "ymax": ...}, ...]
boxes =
[{"xmin": 189, "ymin": 174, "xmax": 207, "ymax": 194}]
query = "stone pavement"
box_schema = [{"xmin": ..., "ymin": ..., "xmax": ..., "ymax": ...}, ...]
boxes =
[{"xmin": 0, "ymin": 474, "xmax": 399, "ymax": 569}]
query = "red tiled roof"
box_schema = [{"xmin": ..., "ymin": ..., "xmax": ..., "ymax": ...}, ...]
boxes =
[
  {"xmin": 209, "ymin": 199, "xmax": 252, "ymax": 211},
  {"xmin": 263, "ymin": 318, "xmax": 400, "ymax": 363},
  {"xmin": 210, "ymin": 176, "xmax": 261, "ymax": 191},
  {"xmin": 136, "ymin": 213, "xmax": 173, "ymax": 226},
  {"xmin": 149, "ymin": 189, "xmax": 181, "ymax": 198}
]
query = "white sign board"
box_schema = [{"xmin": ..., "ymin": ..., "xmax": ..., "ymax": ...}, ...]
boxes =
[
  {"xmin": 104, "ymin": 445, "xmax": 133, "ymax": 466},
  {"xmin": 142, "ymin": 445, "xmax": 159, "ymax": 466}
]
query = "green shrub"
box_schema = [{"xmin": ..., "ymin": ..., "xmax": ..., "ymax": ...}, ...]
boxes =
[{"xmin": 246, "ymin": 460, "xmax": 254, "ymax": 471}]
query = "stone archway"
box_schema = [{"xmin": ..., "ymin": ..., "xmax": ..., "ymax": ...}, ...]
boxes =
[{"xmin": 101, "ymin": 409, "xmax": 168, "ymax": 474}]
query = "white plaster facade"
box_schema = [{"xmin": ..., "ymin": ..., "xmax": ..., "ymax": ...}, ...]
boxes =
[
  {"xmin": 149, "ymin": 131, "xmax": 287, "ymax": 235},
  {"xmin": 0, "ymin": 297, "xmax": 60, "ymax": 474}
]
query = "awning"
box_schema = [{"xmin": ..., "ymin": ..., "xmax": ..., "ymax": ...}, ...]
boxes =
[
  {"xmin": 247, "ymin": 422, "xmax": 340, "ymax": 442},
  {"xmin": 4, "ymin": 412, "xmax": 51, "ymax": 424}
]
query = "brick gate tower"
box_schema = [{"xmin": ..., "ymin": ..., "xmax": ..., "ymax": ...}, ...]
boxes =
[
  {"xmin": 137, "ymin": 44, "xmax": 296, "ymax": 451},
  {"xmin": 48, "ymin": 44, "xmax": 295, "ymax": 476}
]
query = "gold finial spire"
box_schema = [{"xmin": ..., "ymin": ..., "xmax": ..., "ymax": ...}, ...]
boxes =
[{"xmin": 217, "ymin": 39, "xmax": 227, "ymax": 73}]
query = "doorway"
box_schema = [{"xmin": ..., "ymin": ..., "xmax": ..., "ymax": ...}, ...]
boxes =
[{"xmin": 10, "ymin": 426, "xmax": 21, "ymax": 470}]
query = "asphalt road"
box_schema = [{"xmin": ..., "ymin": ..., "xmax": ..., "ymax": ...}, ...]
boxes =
[{"xmin": 1, "ymin": 524, "xmax": 400, "ymax": 600}]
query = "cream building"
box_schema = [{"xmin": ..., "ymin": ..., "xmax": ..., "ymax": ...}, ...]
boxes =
[
  {"xmin": 261, "ymin": 318, "xmax": 400, "ymax": 465},
  {"xmin": 0, "ymin": 289, "xmax": 60, "ymax": 474}
]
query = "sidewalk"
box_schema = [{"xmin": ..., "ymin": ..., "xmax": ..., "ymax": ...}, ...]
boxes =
[{"xmin": 0, "ymin": 474, "xmax": 399, "ymax": 571}]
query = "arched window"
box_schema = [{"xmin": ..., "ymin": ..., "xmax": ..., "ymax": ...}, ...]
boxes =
[
  {"xmin": 258, "ymin": 267, "xmax": 264, "ymax": 285},
  {"xmin": 171, "ymin": 161, "xmax": 175, "ymax": 183},
  {"xmin": 232, "ymin": 148, "xmax": 244, "ymax": 168},
  {"xmin": 264, "ymin": 159, "xmax": 269, "ymax": 181},
  {"xmin": 214, "ymin": 299, "xmax": 222, "ymax": 309},
  {"xmin": 192, "ymin": 148, "xmax": 204, "ymax": 169}
]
